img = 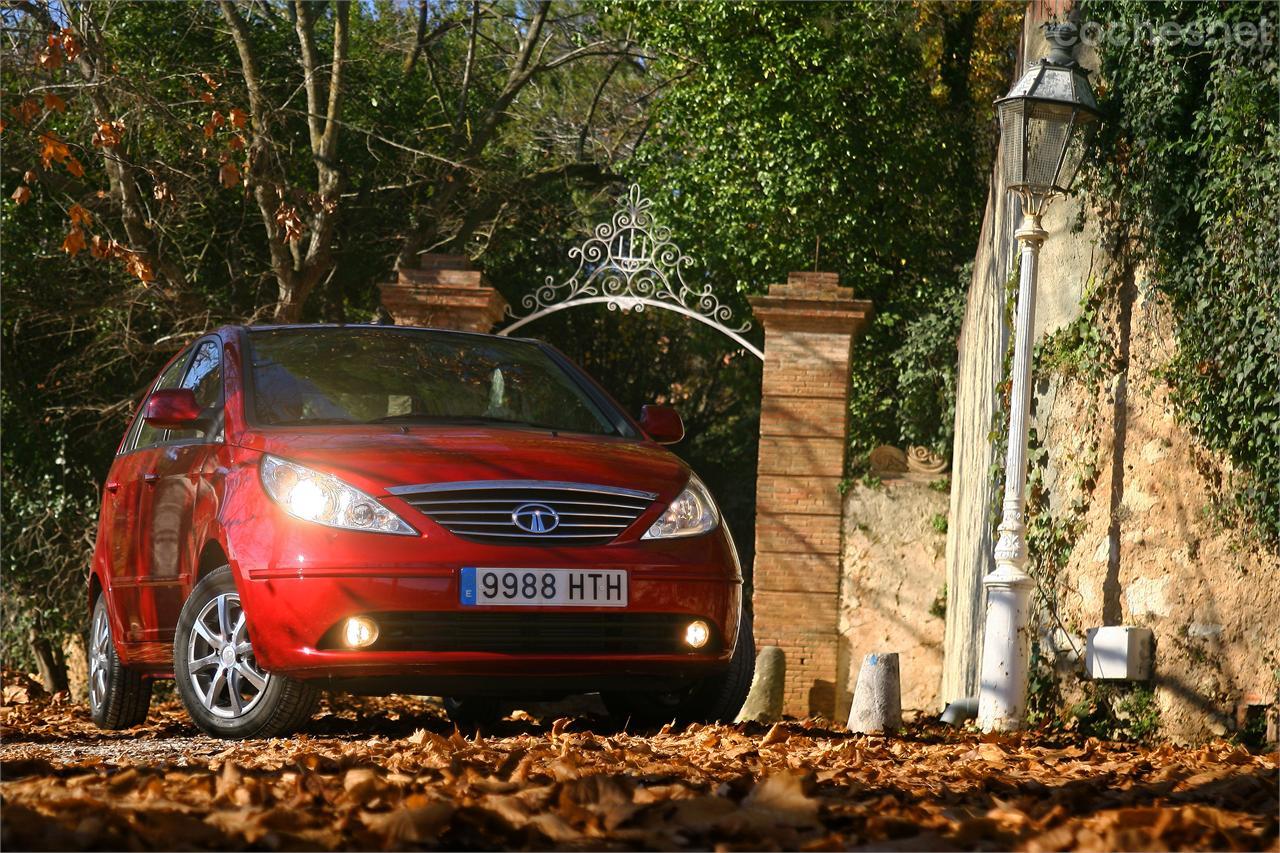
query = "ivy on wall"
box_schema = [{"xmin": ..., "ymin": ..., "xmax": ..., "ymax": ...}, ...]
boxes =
[{"xmin": 1083, "ymin": 0, "xmax": 1280, "ymax": 547}]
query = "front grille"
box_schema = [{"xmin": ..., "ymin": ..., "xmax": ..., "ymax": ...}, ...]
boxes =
[
  {"xmin": 388, "ymin": 480, "xmax": 657, "ymax": 545},
  {"xmin": 320, "ymin": 612, "xmax": 720, "ymax": 655}
]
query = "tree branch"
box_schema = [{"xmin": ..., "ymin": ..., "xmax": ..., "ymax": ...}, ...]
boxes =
[
  {"xmin": 17, "ymin": 0, "xmax": 186, "ymax": 288},
  {"xmin": 456, "ymin": 0, "xmax": 481, "ymax": 131},
  {"xmin": 218, "ymin": 0, "xmax": 296, "ymax": 314},
  {"xmin": 293, "ymin": 0, "xmax": 324, "ymax": 155}
]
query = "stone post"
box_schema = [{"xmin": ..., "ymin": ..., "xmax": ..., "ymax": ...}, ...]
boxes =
[
  {"xmin": 749, "ymin": 272, "xmax": 872, "ymax": 718},
  {"xmin": 378, "ymin": 254, "xmax": 508, "ymax": 332}
]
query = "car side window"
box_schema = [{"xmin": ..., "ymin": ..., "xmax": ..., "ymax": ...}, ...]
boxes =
[
  {"xmin": 169, "ymin": 340, "xmax": 223, "ymax": 442},
  {"xmin": 131, "ymin": 349, "xmax": 194, "ymax": 451}
]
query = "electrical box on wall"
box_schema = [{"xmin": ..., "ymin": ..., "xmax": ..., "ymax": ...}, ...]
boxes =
[{"xmin": 1086, "ymin": 626, "xmax": 1154, "ymax": 680}]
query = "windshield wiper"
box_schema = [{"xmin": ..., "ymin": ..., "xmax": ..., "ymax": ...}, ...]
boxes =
[
  {"xmin": 368, "ymin": 414, "xmax": 565, "ymax": 431},
  {"xmin": 284, "ymin": 416, "xmax": 358, "ymax": 425}
]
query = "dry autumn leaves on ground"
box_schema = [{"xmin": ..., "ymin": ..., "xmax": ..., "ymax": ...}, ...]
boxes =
[{"xmin": 0, "ymin": 673, "xmax": 1275, "ymax": 852}]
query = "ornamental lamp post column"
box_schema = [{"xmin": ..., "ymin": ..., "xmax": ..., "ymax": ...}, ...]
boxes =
[{"xmin": 977, "ymin": 22, "xmax": 1102, "ymax": 733}]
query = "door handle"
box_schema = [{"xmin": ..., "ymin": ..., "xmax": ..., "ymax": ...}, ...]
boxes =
[
  {"xmin": 105, "ymin": 482, "xmax": 120, "ymax": 494},
  {"xmin": 143, "ymin": 472, "xmax": 160, "ymax": 485}
]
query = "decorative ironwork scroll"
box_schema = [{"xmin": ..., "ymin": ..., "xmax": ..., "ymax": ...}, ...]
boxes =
[{"xmin": 498, "ymin": 185, "xmax": 763, "ymax": 360}]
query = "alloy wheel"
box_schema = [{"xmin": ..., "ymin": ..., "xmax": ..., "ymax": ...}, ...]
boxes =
[
  {"xmin": 89, "ymin": 603, "xmax": 111, "ymax": 712},
  {"xmin": 186, "ymin": 592, "xmax": 270, "ymax": 719}
]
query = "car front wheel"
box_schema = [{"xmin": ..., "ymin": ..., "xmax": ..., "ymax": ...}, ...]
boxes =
[
  {"xmin": 174, "ymin": 566, "xmax": 318, "ymax": 738},
  {"xmin": 88, "ymin": 595, "xmax": 152, "ymax": 729},
  {"xmin": 604, "ymin": 607, "xmax": 755, "ymax": 726}
]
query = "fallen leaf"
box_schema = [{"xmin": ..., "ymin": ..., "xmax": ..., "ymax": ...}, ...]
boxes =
[
  {"xmin": 761, "ymin": 722, "xmax": 789, "ymax": 746},
  {"xmin": 361, "ymin": 798, "xmax": 453, "ymax": 843},
  {"xmin": 742, "ymin": 772, "xmax": 820, "ymax": 827}
]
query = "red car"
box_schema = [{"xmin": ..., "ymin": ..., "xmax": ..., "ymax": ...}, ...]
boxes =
[{"xmin": 87, "ymin": 325, "xmax": 751, "ymax": 738}]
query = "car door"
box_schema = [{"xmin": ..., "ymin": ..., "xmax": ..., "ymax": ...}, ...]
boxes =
[
  {"xmin": 106, "ymin": 349, "xmax": 194, "ymax": 649},
  {"xmin": 135, "ymin": 337, "xmax": 225, "ymax": 646}
]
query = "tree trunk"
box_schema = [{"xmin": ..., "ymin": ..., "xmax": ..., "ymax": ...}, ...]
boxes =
[{"xmin": 30, "ymin": 627, "xmax": 69, "ymax": 694}]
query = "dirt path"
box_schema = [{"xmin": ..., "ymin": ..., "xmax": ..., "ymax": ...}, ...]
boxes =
[{"xmin": 2, "ymin": 695, "xmax": 1276, "ymax": 851}]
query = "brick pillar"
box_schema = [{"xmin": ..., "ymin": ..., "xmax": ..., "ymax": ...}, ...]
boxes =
[
  {"xmin": 748, "ymin": 271, "xmax": 872, "ymax": 718},
  {"xmin": 378, "ymin": 254, "xmax": 508, "ymax": 332}
]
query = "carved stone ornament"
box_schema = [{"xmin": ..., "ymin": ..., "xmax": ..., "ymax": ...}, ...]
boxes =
[
  {"xmin": 906, "ymin": 446, "xmax": 949, "ymax": 474},
  {"xmin": 868, "ymin": 445, "xmax": 909, "ymax": 474}
]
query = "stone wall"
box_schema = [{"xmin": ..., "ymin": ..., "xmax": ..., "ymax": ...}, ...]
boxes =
[
  {"xmin": 942, "ymin": 3, "xmax": 1279, "ymax": 744},
  {"xmin": 1029, "ymin": 275, "xmax": 1280, "ymax": 743},
  {"xmin": 838, "ymin": 478, "xmax": 949, "ymax": 718}
]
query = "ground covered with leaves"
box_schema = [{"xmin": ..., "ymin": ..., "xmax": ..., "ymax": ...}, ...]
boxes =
[{"xmin": 1, "ymin": 681, "xmax": 1275, "ymax": 851}]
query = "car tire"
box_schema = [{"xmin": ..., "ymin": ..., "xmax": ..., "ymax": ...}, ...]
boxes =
[
  {"xmin": 604, "ymin": 607, "xmax": 756, "ymax": 726},
  {"xmin": 173, "ymin": 566, "xmax": 318, "ymax": 739},
  {"xmin": 443, "ymin": 696, "xmax": 507, "ymax": 727},
  {"xmin": 682, "ymin": 606, "xmax": 755, "ymax": 723},
  {"xmin": 88, "ymin": 595, "xmax": 153, "ymax": 729}
]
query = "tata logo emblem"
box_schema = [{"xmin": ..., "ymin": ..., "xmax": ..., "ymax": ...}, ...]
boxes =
[{"xmin": 512, "ymin": 503, "xmax": 560, "ymax": 534}]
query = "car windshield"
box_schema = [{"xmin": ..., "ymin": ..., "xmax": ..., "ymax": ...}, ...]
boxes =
[{"xmin": 246, "ymin": 327, "xmax": 629, "ymax": 436}]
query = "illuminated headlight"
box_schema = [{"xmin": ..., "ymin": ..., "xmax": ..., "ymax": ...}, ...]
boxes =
[
  {"xmin": 260, "ymin": 455, "xmax": 416, "ymax": 535},
  {"xmin": 343, "ymin": 616, "xmax": 379, "ymax": 648},
  {"xmin": 642, "ymin": 473, "xmax": 720, "ymax": 539},
  {"xmin": 684, "ymin": 620, "xmax": 710, "ymax": 649}
]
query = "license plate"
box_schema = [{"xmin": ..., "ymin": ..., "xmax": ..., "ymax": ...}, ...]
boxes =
[{"xmin": 459, "ymin": 567, "xmax": 628, "ymax": 607}]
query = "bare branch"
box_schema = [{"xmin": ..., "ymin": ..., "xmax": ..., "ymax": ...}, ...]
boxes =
[
  {"xmin": 403, "ymin": 1, "xmax": 460, "ymax": 74},
  {"xmin": 456, "ymin": 0, "xmax": 481, "ymax": 129},
  {"xmin": 578, "ymin": 51, "xmax": 625, "ymax": 161},
  {"xmin": 218, "ymin": 0, "xmax": 285, "ymax": 247}
]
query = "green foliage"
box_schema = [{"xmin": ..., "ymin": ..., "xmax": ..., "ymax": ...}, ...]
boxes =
[
  {"xmin": 1032, "ymin": 666, "xmax": 1162, "ymax": 744},
  {"xmin": 1025, "ymin": 639, "xmax": 1063, "ymax": 727},
  {"xmin": 929, "ymin": 512, "xmax": 949, "ymax": 535},
  {"xmin": 928, "ymin": 585, "xmax": 947, "ymax": 620},
  {"xmin": 892, "ymin": 264, "xmax": 969, "ymax": 455},
  {"xmin": 1235, "ymin": 704, "xmax": 1270, "ymax": 750},
  {"xmin": 1073, "ymin": 685, "xmax": 1161, "ymax": 744},
  {"xmin": 1036, "ymin": 279, "xmax": 1112, "ymax": 387},
  {"xmin": 622, "ymin": 1, "xmax": 1022, "ymax": 467},
  {"xmin": 1083, "ymin": 0, "xmax": 1280, "ymax": 546}
]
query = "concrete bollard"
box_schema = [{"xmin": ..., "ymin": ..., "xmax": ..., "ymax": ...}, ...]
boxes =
[
  {"xmin": 735, "ymin": 646, "xmax": 786, "ymax": 724},
  {"xmin": 847, "ymin": 652, "xmax": 902, "ymax": 733}
]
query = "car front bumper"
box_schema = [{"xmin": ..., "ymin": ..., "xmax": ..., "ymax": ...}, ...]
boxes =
[{"xmin": 224, "ymin": 470, "xmax": 744, "ymax": 687}]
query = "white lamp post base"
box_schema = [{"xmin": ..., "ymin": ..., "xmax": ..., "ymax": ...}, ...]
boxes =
[
  {"xmin": 977, "ymin": 563, "xmax": 1036, "ymax": 731},
  {"xmin": 977, "ymin": 203, "xmax": 1047, "ymax": 733}
]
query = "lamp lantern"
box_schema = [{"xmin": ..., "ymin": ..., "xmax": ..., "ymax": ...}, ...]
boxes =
[{"xmin": 997, "ymin": 23, "xmax": 1103, "ymax": 205}]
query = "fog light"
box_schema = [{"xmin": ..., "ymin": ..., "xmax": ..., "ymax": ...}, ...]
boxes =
[
  {"xmin": 343, "ymin": 616, "xmax": 379, "ymax": 648},
  {"xmin": 684, "ymin": 620, "xmax": 710, "ymax": 649}
]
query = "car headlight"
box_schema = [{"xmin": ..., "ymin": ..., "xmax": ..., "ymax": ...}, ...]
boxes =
[
  {"xmin": 642, "ymin": 473, "xmax": 720, "ymax": 539},
  {"xmin": 259, "ymin": 455, "xmax": 416, "ymax": 535}
]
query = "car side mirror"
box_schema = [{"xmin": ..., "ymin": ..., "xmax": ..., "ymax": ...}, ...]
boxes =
[
  {"xmin": 639, "ymin": 404, "xmax": 685, "ymax": 445},
  {"xmin": 144, "ymin": 388, "xmax": 206, "ymax": 430}
]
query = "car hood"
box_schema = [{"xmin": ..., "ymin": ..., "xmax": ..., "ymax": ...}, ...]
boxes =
[{"xmin": 237, "ymin": 425, "xmax": 689, "ymax": 499}]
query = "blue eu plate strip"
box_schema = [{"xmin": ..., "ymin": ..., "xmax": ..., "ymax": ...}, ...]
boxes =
[{"xmin": 459, "ymin": 567, "xmax": 477, "ymax": 606}]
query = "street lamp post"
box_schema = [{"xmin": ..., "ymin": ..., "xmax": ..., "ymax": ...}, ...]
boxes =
[{"xmin": 977, "ymin": 22, "xmax": 1102, "ymax": 733}]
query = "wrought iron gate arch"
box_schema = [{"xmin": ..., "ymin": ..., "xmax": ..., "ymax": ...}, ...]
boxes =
[{"xmin": 496, "ymin": 185, "xmax": 764, "ymax": 361}]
